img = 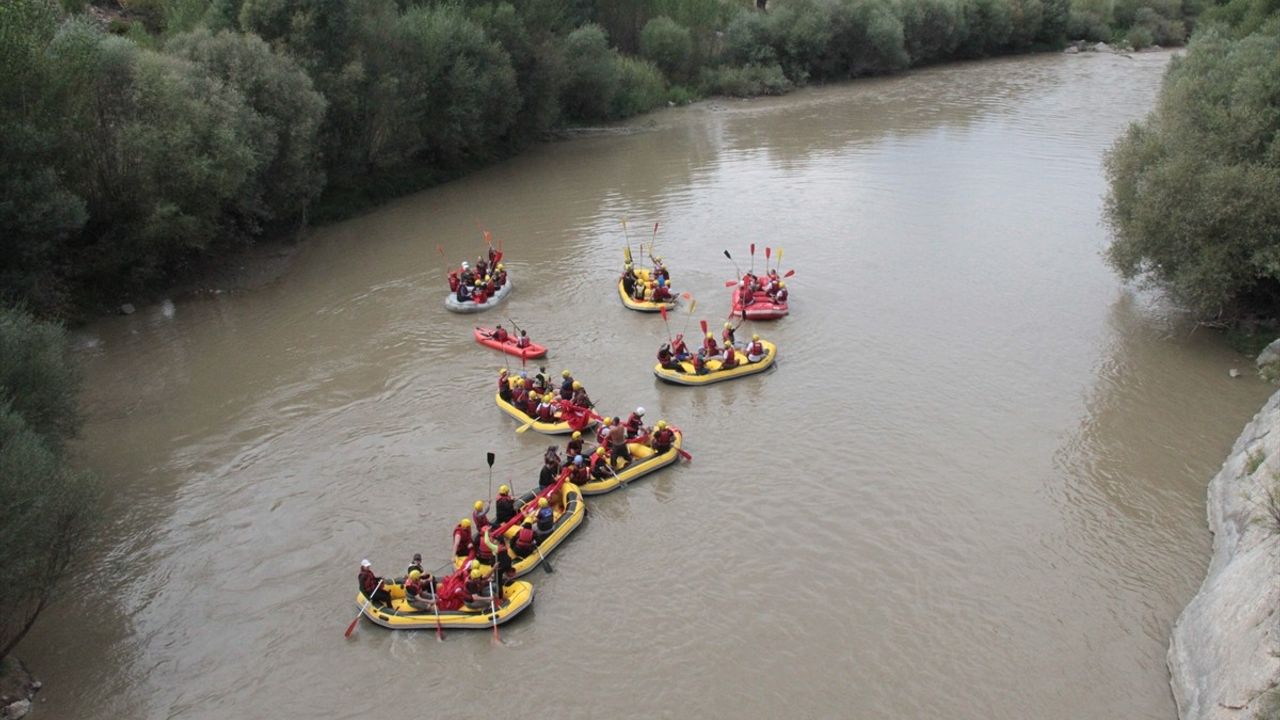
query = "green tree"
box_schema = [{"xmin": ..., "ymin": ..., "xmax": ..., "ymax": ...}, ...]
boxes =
[
  {"xmin": 167, "ymin": 28, "xmax": 327, "ymax": 230},
  {"xmin": 1105, "ymin": 24, "xmax": 1280, "ymax": 317},
  {"xmin": 640, "ymin": 15, "xmax": 693, "ymax": 82},
  {"xmin": 560, "ymin": 23, "xmax": 620, "ymax": 121},
  {"xmin": 0, "ymin": 306, "xmax": 97, "ymax": 663}
]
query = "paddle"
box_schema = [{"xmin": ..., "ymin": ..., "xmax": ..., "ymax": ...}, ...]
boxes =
[
  {"xmin": 749, "ymin": 243, "xmax": 756, "ymax": 274},
  {"xmin": 765, "ymin": 246, "xmax": 771, "ymax": 272},
  {"xmin": 487, "ymin": 452, "xmax": 495, "ymax": 501},
  {"xmin": 430, "ymin": 584, "xmax": 444, "ymax": 641},
  {"xmin": 622, "ymin": 219, "xmax": 633, "ymax": 265},
  {"xmin": 660, "ymin": 305, "xmax": 672, "ymax": 344},
  {"xmin": 724, "ymin": 280, "xmax": 739, "ymax": 288},
  {"xmin": 533, "ymin": 542, "xmax": 554, "ymax": 574},
  {"xmin": 723, "ymin": 249, "xmax": 742, "ymax": 278},
  {"xmin": 649, "ymin": 222, "xmax": 659, "ymax": 264},
  {"xmin": 345, "ymin": 579, "xmax": 384, "ymax": 638},
  {"xmin": 784, "ymin": 269, "xmax": 795, "ymax": 278},
  {"xmin": 680, "ymin": 299, "xmax": 697, "ymax": 337},
  {"xmin": 488, "ymin": 575, "xmax": 500, "ymax": 643}
]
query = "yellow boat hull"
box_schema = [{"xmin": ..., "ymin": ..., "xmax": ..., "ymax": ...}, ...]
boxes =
[
  {"xmin": 456, "ymin": 484, "xmax": 585, "ymax": 578},
  {"xmin": 356, "ymin": 580, "xmax": 534, "ymax": 629},
  {"xmin": 653, "ymin": 340, "xmax": 777, "ymax": 386},
  {"xmin": 578, "ymin": 431, "xmax": 683, "ymax": 495},
  {"xmin": 618, "ymin": 268, "xmax": 678, "ymax": 312}
]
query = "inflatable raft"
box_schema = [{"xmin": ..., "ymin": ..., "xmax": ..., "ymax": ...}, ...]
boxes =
[
  {"xmin": 653, "ymin": 340, "xmax": 777, "ymax": 386},
  {"xmin": 578, "ymin": 430, "xmax": 684, "ymax": 495},
  {"xmin": 495, "ymin": 386, "xmax": 597, "ymax": 435},
  {"xmin": 618, "ymin": 268, "xmax": 678, "ymax": 313},
  {"xmin": 445, "ymin": 280, "xmax": 512, "ymax": 313},
  {"xmin": 730, "ymin": 288, "xmax": 788, "ymax": 320},
  {"xmin": 473, "ymin": 327, "xmax": 547, "ymax": 359},
  {"xmin": 355, "ymin": 579, "xmax": 534, "ymax": 630},
  {"xmin": 455, "ymin": 483, "xmax": 585, "ymax": 578}
]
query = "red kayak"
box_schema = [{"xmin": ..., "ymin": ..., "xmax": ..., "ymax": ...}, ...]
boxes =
[
  {"xmin": 730, "ymin": 288, "xmax": 789, "ymax": 320},
  {"xmin": 474, "ymin": 327, "xmax": 547, "ymax": 359}
]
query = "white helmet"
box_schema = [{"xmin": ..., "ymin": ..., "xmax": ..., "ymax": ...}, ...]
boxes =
[
  {"xmin": 636, "ymin": 407, "xmax": 645, "ymax": 416},
  {"xmin": 462, "ymin": 261, "xmax": 470, "ymax": 269}
]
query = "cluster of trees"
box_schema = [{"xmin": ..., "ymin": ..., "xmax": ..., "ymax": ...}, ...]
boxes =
[
  {"xmin": 0, "ymin": 307, "xmax": 97, "ymax": 664},
  {"xmin": 1104, "ymin": 0, "xmax": 1280, "ymax": 321},
  {"xmin": 2, "ymin": 0, "xmax": 1198, "ymax": 321}
]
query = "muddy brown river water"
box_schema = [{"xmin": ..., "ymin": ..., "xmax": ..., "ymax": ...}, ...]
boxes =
[{"xmin": 17, "ymin": 50, "xmax": 1274, "ymax": 720}]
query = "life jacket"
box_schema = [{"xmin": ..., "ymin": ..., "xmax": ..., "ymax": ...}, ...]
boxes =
[
  {"xmin": 749, "ymin": 340, "xmax": 764, "ymax": 356},
  {"xmin": 516, "ymin": 334, "xmax": 529, "ymax": 348},
  {"xmin": 722, "ymin": 328, "xmax": 735, "ymax": 344},
  {"xmin": 453, "ymin": 527, "xmax": 472, "ymax": 555},
  {"xmin": 560, "ymin": 378, "xmax": 574, "ymax": 399},
  {"xmin": 536, "ymin": 507, "xmax": 554, "ymax": 532},
  {"xmin": 472, "ymin": 509, "xmax": 490, "ymax": 533},
  {"xmin": 723, "ymin": 346, "xmax": 738, "ymax": 367},
  {"xmin": 566, "ymin": 438, "xmax": 583, "ymax": 456},
  {"xmin": 515, "ymin": 526, "xmax": 536, "ymax": 552},
  {"xmin": 537, "ymin": 402, "xmax": 555, "ymax": 421},
  {"xmin": 511, "ymin": 387, "xmax": 527, "ymax": 406},
  {"xmin": 495, "ymin": 495, "xmax": 516, "ymax": 524},
  {"xmin": 704, "ymin": 336, "xmax": 719, "ymax": 354},
  {"xmin": 653, "ymin": 428, "xmax": 675, "ymax": 450},
  {"xmin": 359, "ymin": 567, "xmax": 379, "ymax": 594},
  {"xmin": 476, "ymin": 538, "xmax": 495, "ymax": 564},
  {"xmin": 497, "ymin": 270, "xmax": 508, "ymax": 286},
  {"xmin": 775, "ymin": 289, "xmax": 788, "ymax": 302},
  {"xmin": 448, "ymin": 273, "xmax": 460, "ymax": 292},
  {"xmin": 625, "ymin": 413, "xmax": 643, "ymax": 436},
  {"xmin": 498, "ymin": 376, "xmax": 510, "ymax": 395},
  {"xmin": 672, "ymin": 338, "xmax": 688, "ymax": 356},
  {"xmin": 658, "ymin": 346, "xmax": 672, "ymax": 363},
  {"xmin": 493, "ymin": 328, "xmax": 509, "ymax": 342},
  {"xmin": 405, "ymin": 577, "xmax": 424, "ymax": 597},
  {"xmin": 472, "ymin": 288, "xmax": 488, "ymax": 303}
]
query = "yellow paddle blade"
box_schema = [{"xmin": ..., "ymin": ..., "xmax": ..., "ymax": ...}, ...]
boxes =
[
  {"xmin": 624, "ymin": 245, "xmax": 632, "ymax": 264},
  {"xmin": 777, "ymin": 247, "xmax": 783, "ymax": 265},
  {"xmin": 689, "ymin": 299, "xmax": 697, "ymax": 314},
  {"xmin": 515, "ymin": 419, "xmax": 536, "ymax": 434}
]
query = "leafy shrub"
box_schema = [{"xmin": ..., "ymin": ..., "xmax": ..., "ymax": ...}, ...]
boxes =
[
  {"xmin": 560, "ymin": 24, "xmax": 620, "ymax": 122},
  {"xmin": 641, "ymin": 16, "xmax": 694, "ymax": 82},
  {"xmin": 699, "ymin": 62, "xmax": 791, "ymax": 96},
  {"xmin": 613, "ymin": 55, "xmax": 668, "ymax": 118}
]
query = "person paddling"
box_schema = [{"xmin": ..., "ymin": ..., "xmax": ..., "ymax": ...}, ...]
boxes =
[
  {"xmin": 651, "ymin": 420, "xmax": 675, "ymax": 453},
  {"xmin": 358, "ymin": 559, "xmax": 391, "ymax": 606},
  {"xmin": 491, "ymin": 324, "xmax": 509, "ymax": 343}
]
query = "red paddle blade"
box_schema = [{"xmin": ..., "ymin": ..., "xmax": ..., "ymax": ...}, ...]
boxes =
[
  {"xmin": 660, "ymin": 306, "xmax": 667, "ymax": 322},
  {"xmin": 784, "ymin": 269, "xmax": 795, "ymax": 277},
  {"xmin": 653, "ymin": 222, "xmax": 659, "ymax": 233},
  {"xmin": 765, "ymin": 247, "xmax": 771, "ymax": 260},
  {"xmin": 749, "ymin": 243, "xmax": 755, "ymax": 256},
  {"xmin": 724, "ymin": 280, "xmax": 736, "ymax": 287},
  {"xmin": 700, "ymin": 320, "xmax": 708, "ymax": 335}
]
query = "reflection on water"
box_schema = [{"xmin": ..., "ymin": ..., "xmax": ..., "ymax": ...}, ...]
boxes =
[{"xmin": 19, "ymin": 51, "xmax": 1273, "ymax": 720}]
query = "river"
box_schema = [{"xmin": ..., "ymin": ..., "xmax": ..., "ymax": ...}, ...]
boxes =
[{"xmin": 17, "ymin": 50, "xmax": 1274, "ymax": 719}]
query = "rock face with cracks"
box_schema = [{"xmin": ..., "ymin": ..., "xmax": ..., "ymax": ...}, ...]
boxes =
[{"xmin": 1168, "ymin": 390, "xmax": 1280, "ymax": 719}]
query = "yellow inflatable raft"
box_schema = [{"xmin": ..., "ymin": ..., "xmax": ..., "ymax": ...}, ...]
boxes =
[
  {"xmin": 618, "ymin": 268, "xmax": 678, "ymax": 312},
  {"xmin": 578, "ymin": 431, "xmax": 684, "ymax": 495},
  {"xmin": 494, "ymin": 386, "xmax": 597, "ymax": 435},
  {"xmin": 355, "ymin": 580, "xmax": 534, "ymax": 630},
  {"xmin": 653, "ymin": 340, "xmax": 777, "ymax": 386},
  {"xmin": 454, "ymin": 484, "xmax": 585, "ymax": 578}
]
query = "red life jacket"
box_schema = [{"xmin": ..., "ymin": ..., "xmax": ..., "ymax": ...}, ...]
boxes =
[
  {"xmin": 722, "ymin": 328, "xmax": 735, "ymax": 344},
  {"xmin": 654, "ymin": 428, "xmax": 675, "ymax": 448},
  {"xmin": 515, "ymin": 526, "xmax": 535, "ymax": 551},
  {"xmin": 498, "ymin": 376, "xmax": 509, "ymax": 393},
  {"xmin": 359, "ymin": 567, "xmax": 379, "ymax": 594},
  {"xmin": 493, "ymin": 328, "xmax": 509, "ymax": 342},
  {"xmin": 472, "ymin": 509, "xmax": 490, "ymax": 532},
  {"xmin": 625, "ymin": 413, "xmax": 643, "ymax": 435},
  {"xmin": 749, "ymin": 341, "xmax": 764, "ymax": 356},
  {"xmin": 537, "ymin": 403, "xmax": 555, "ymax": 421},
  {"xmin": 453, "ymin": 527, "xmax": 472, "ymax": 555},
  {"xmin": 476, "ymin": 539, "xmax": 495, "ymax": 564},
  {"xmin": 775, "ymin": 289, "xmax": 788, "ymax": 302},
  {"xmin": 448, "ymin": 273, "xmax": 460, "ymax": 292},
  {"xmin": 515, "ymin": 334, "xmax": 529, "ymax": 348},
  {"xmin": 704, "ymin": 337, "xmax": 718, "ymax": 353},
  {"xmin": 723, "ymin": 346, "xmax": 738, "ymax": 366}
]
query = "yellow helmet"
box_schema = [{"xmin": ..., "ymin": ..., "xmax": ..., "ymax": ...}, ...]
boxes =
[
  {"xmin": 473, "ymin": 500, "xmax": 484, "ymax": 511},
  {"xmin": 471, "ymin": 567, "xmax": 484, "ymax": 579},
  {"xmin": 572, "ymin": 381, "xmax": 582, "ymax": 390},
  {"xmin": 656, "ymin": 420, "xmax": 667, "ymax": 430},
  {"xmin": 595, "ymin": 447, "xmax": 605, "ymax": 455},
  {"xmin": 572, "ymin": 431, "xmax": 581, "ymax": 439},
  {"xmin": 752, "ymin": 334, "xmax": 760, "ymax": 341},
  {"xmin": 409, "ymin": 569, "xmax": 422, "ymax": 581},
  {"xmin": 706, "ymin": 332, "xmax": 713, "ymax": 339},
  {"xmin": 461, "ymin": 518, "xmax": 471, "ymax": 528},
  {"xmin": 654, "ymin": 256, "xmax": 662, "ymax": 262},
  {"xmin": 779, "ymin": 281, "xmax": 786, "ymax": 288},
  {"xmin": 603, "ymin": 417, "xmax": 613, "ymax": 426},
  {"xmin": 561, "ymin": 369, "xmax": 571, "ymax": 378},
  {"xmin": 724, "ymin": 322, "xmax": 732, "ymax": 329},
  {"xmin": 515, "ymin": 377, "xmax": 525, "ymax": 386},
  {"xmin": 537, "ymin": 497, "xmax": 549, "ymax": 508},
  {"xmin": 496, "ymin": 263, "xmax": 504, "ymax": 270},
  {"xmin": 498, "ymin": 484, "xmax": 510, "ymax": 495}
]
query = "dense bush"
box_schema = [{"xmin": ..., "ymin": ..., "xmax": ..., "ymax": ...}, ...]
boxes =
[
  {"xmin": 613, "ymin": 55, "xmax": 669, "ymax": 117},
  {"xmin": 699, "ymin": 61, "xmax": 792, "ymax": 95},
  {"xmin": 0, "ymin": 306, "xmax": 97, "ymax": 663},
  {"xmin": 641, "ymin": 16, "xmax": 694, "ymax": 82},
  {"xmin": 1105, "ymin": 24, "xmax": 1280, "ymax": 318}
]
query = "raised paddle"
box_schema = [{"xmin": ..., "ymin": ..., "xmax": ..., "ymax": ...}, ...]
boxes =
[
  {"xmin": 660, "ymin": 305, "xmax": 673, "ymax": 344},
  {"xmin": 621, "ymin": 218, "xmax": 633, "ymax": 263},
  {"xmin": 429, "ymin": 586, "xmax": 444, "ymax": 641},
  {"xmin": 700, "ymin": 319, "xmax": 708, "ymax": 337},
  {"xmin": 749, "ymin": 243, "xmax": 756, "ymax": 274},
  {"xmin": 724, "ymin": 280, "xmax": 738, "ymax": 287},
  {"xmin": 649, "ymin": 222, "xmax": 660, "ymax": 264},
  {"xmin": 765, "ymin": 246, "xmax": 771, "ymax": 272},
  {"xmin": 784, "ymin": 269, "xmax": 795, "ymax": 278},
  {"xmin": 723, "ymin": 249, "xmax": 742, "ymax": 278},
  {"xmin": 345, "ymin": 579, "xmax": 384, "ymax": 638},
  {"xmin": 487, "ymin": 452, "xmax": 496, "ymax": 502}
]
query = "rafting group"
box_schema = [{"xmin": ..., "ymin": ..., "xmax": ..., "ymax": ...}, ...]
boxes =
[{"xmin": 348, "ymin": 235, "xmax": 793, "ymax": 639}]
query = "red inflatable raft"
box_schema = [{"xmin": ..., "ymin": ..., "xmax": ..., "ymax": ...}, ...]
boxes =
[
  {"xmin": 730, "ymin": 289, "xmax": 789, "ymax": 320},
  {"xmin": 474, "ymin": 327, "xmax": 547, "ymax": 359}
]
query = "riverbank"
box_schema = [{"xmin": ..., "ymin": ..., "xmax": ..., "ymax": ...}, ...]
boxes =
[{"xmin": 1168, "ymin": 386, "xmax": 1280, "ymax": 718}]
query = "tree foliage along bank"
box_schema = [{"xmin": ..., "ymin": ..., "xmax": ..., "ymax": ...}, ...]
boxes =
[
  {"xmin": 1104, "ymin": 0, "xmax": 1280, "ymax": 321},
  {"xmin": 2, "ymin": 0, "xmax": 1196, "ymax": 320},
  {"xmin": 0, "ymin": 306, "xmax": 97, "ymax": 663}
]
